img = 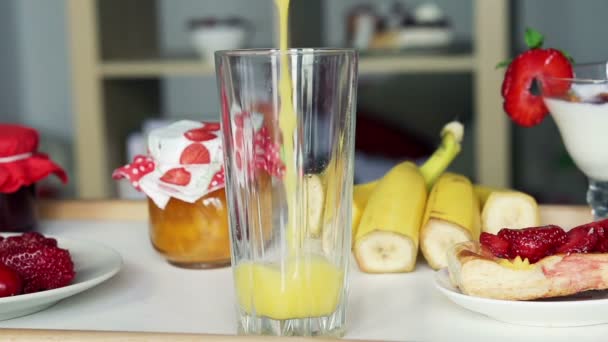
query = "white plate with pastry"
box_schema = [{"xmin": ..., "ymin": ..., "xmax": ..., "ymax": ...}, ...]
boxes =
[{"xmin": 434, "ymin": 240, "xmax": 608, "ymax": 327}]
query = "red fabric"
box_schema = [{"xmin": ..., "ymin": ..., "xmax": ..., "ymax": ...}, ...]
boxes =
[
  {"xmin": 0, "ymin": 124, "xmax": 39, "ymax": 157},
  {"xmin": 112, "ymin": 121, "xmax": 227, "ymax": 192},
  {"xmin": 0, "ymin": 125, "xmax": 67, "ymax": 193},
  {"xmin": 111, "ymin": 155, "xmax": 155, "ymax": 191}
]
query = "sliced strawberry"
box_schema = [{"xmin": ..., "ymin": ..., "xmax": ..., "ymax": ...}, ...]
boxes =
[
  {"xmin": 575, "ymin": 218, "xmax": 608, "ymax": 251},
  {"xmin": 184, "ymin": 128, "xmax": 216, "ymax": 142},
  {"xmin": 180, "ymin": 143, "xmax": 211, "ymax": 165},
  {"xmin": 595, "ymin": 227, "xmax": 608, "ymax": 253},
  {"xmin": 556, "ymin": 219, "xmax": 608, "ymax": 254},
  {"xmin": 497, "ymin": 225, "xmax": 567, "ymax": 262},
  {"xmin": 502, "ymin": 48, "xmax": 573, "ymax": 127},
  {"xmin": 480, "ymin": 232, "xmax": 510, "ymax": 259},
  {"xmin": 160, "ymin": 168, "xmax": 191, "ymax": 186}
]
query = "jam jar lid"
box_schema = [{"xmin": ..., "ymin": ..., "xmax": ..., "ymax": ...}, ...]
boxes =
[
  {"xmin": 113, "ymin": 120, "xmax": 226, "ymax": 209},
  {"xmin": 0, "ymin": 124, "xmax": 67, "ymax": 194}
]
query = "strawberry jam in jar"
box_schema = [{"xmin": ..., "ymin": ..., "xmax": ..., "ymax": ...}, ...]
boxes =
[
  {"xmin": 113, "ymin": 120, "xmax": 230, "ymax": 269},
  {"xmin": 0, "ymin": 125, "xmax": 67, "ymax": 232}
]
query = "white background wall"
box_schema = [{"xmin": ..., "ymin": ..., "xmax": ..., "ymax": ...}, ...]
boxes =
[
  {"xmin": 0, "ymin": 0, "xmax": 72, "ymax": 140},
  {"xmin": 0, "ymin": 0, "xmax": 22, "ymax": 124}
]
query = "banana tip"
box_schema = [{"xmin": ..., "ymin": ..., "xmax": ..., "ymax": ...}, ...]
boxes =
[{"xmin": 441, "ymin": 121, "xmax": 464, "ymax": 143}]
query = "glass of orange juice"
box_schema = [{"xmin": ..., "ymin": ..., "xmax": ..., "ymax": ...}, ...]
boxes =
[{"xmin": 215, "ymin": 48, "xmax": 358, "ymax": 337}]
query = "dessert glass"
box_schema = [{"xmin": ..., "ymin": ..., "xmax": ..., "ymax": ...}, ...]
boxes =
[
  {"xmin": 541, "ymin": 62, "xmax": 608, "ymax": 219},
  {"xmin": 215, "ymin": 49, "xmax": 358, "ymax": 337}
]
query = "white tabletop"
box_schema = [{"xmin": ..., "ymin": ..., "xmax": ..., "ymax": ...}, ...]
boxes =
[{"xmin": 1, "ymin": 219, "xmax": 607, "ymax": 342}]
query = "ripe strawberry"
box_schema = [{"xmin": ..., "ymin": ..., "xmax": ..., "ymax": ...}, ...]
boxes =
[
  {"xmin": 180, "ymin": 143, "xmax": 211, "ymax": 165},
  {"xmin": 1, "ymin": 232, "xmax": 57, "ymax": 249},
  {"xmin": 502, "ymin": 49, "xmax": 573, "ymax": 127},
  {"xmin": 564, "ymin": 219, "xmax": 608, "ymax": 253},
  {"xmin": 0, "ymin": 263, "xmax": 22, "ymax": 297},
  {"xmin": 497, "ymin": 225, "xmax": 567, "ymax": 263},
  {"xmin": 595, "ymin": 226, "xmax": 608, "ymax": 253},
  {"xmin": 480, "ymin": 232, "xmax": 510, "ymax": 258},
  {"xmin": 160, "ymin": 167, "xmax": 191, "ymax": 186},
  {"xmin": 557, "ymin": 225, "xmax": 601, "ymax": 254},
  {"xmin": 500, "ymin": 28, "xmax": 574, "ymax": 127},
  {"xmin": 0, "ymin": 245, "xmax": 74, "ymax": 293}
]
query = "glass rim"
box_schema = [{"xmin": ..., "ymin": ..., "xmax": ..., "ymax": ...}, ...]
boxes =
[
  {"xmin": 544, "ymin": 61, "xmax": 608, "ymax": 83},
  {"xmin": 215, "ymin": 48, "xmax": 357, "ymax": 58}
]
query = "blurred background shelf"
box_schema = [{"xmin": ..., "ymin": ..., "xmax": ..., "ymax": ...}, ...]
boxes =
[
  {"xmin": 100, "ymin": 54, "xmax": 475, "ymax": 79},
  {"xmin": 359, "ymin": 54, "xmax": 475, "ymax": 74},
  {"xmin": 67, "ymin": 0, "xmax": 509, "ymax": 199},
  {"xmin": 101, "ymin": 60, "xmax": 215, "ymax": 78}
]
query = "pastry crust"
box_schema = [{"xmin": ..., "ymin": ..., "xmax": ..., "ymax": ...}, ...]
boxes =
[{"xmin": 447, "ymin": 242, "xmax": 608, "ymax": 300}]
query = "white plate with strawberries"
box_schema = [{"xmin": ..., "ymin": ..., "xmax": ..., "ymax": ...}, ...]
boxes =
[
  {"xmin": 435, "ymin": 217, "xmax": 608, "ymax": 327},
  {"xmin": 0, "ymin": 233, "xmax": 122, "ymax": 321}
]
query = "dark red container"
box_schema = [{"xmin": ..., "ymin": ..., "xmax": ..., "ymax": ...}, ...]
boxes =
[{"xmin": 0, "ymin": 124, "xmax": 67, "ymax": 232}]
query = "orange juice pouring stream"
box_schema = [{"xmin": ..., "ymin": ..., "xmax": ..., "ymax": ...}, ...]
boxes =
[{"xmin": 233, "ymin": 0, "xmax": 343, "ymax": 320}]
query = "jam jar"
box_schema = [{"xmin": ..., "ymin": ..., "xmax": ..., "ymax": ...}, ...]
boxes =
[
  {"xmin": 0, "ymin": 125, "xmax": 67, "ymax": 232},
  {"xmin": 148, "ymin": 189, "xmax": 230, "ymax": 267},
  {"xmin": 113, "ymin": 120, "xmax": 231, "ymax": 269}
]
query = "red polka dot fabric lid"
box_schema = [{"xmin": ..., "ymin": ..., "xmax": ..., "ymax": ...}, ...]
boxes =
[
  {"xmin": 112, "ymin": 120, "xmax": 226, "ymax": 209},
  {"xmin": 0, "ymin": 124, "xmax": 67, "ymax": 193}
]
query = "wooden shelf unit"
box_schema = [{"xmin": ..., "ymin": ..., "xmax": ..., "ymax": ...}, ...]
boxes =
[
  {"xmin": 100, "ymin": 54, "xmax": 474, "ymax": 79},
  {"xmin": 67, "ymin": 0, "xmax": 510, "ymax": 199}
]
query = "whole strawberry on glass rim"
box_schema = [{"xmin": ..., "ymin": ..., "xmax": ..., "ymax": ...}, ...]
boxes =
[{"xmin": 500, "ymin": 28, "xmax": 574, "ymax": 127}]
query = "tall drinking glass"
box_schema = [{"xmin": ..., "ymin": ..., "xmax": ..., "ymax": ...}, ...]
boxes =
[
  {"xmin": 541, "ymin": 62, "xmax": 608, "ymax": 219},
  {"xmin": 215, "ymin": 49, "xmax": 358, "ymax": 337}
]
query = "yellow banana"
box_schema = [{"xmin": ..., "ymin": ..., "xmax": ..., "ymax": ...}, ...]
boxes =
[
  {"xmin": 418, "ymin": 121, "xmax": 464, "ymax": 189},
  {"xmin": 481, "ymin": 191, "xmax": 540, "ymax": 234},
  {"xmin": 351, "ymin": 121, "xmax": 464, "ymax": 236},
  {"xmin": 419, "ymin": 173, "xmax": 481, "ymax": 270},
  {"xmin": 351, "ymin": 181, "xmax": 377, "ymax": 242},
  {"xmin": 354, "ymin": 162, "xmax": 427, "ymax": 273}
]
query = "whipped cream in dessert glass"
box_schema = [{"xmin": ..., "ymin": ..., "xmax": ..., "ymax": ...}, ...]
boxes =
[{"xmin": 541, "ymin": 62, "xmax": 608, "ymax": 219}]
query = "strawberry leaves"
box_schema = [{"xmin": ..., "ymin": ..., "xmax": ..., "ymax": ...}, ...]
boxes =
[
  {"xmin": 496, "ymin": 27, "xmax": 574, "ymax": 69},
  {"xmin": 524, "ymin": 27, "xmax": 544, "ymax": 49}
]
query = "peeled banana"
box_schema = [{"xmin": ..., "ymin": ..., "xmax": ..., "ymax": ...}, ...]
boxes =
[
  {"xmin": 351, "ymin": 120, "xmax": 464, "ymax": 234},
  {"xmin": 420, "ymin": 173, "xmax": 481, "ymax": 270},
  {"xmin": 304, "ymin": 174, "xmax": 324, "ymax": 237},
  {"xmin": 481, "ymin": 191, "xmax": 540, "ymax": 234},
  {"xmin": 352, "ymin": 181, "xmax": 377, "ymax": 241},
  {"xmin": 354, "ymin": 162, "xmax": 427, "ymax": 273},
  {"xmin": 473, "ymin": 184, "xmax": 507, "ymax": 208}
]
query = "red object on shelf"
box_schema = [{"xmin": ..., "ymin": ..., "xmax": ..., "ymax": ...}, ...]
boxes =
[
  {"xmin": 0, "ymin": 124, "xmax": 67, "ymax": 194},
  {"xmin": 355, "ymin": 113, "xmax": 433, "ymax": 160},
  {"xmin": 0, "ymin": 124, "xmax": 68, "ymax": 232}
]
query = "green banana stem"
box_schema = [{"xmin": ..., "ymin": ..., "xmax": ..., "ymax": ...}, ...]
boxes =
[{"xmin": 418, "ymin": 121, "xmax": 464, "ymax": 189}]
